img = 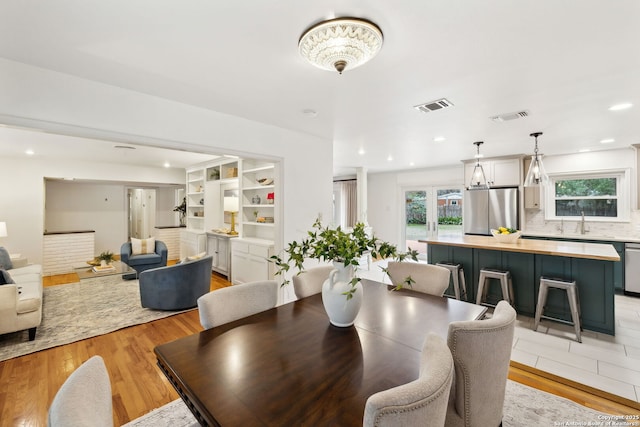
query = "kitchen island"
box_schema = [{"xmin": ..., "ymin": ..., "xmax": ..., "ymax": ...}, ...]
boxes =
[{"xmin": 420, "ymin": 235, "xmax": 621, "ymax": 335}]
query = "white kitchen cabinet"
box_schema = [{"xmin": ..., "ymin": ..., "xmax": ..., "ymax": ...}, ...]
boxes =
[
  {"xmin": 206, "ymin": 232, "xmax": 235, "ymax": 278},
  {"xmin": 180, "ymin": 229, "xmax": 206, "ymax": 259},
  {"xmin": 230, "ymin": 238, "xmax": 274, "ymax": 285},
  {"xmin": 464, "ymin": 157, "xmax": 521, "ymax": 188}
]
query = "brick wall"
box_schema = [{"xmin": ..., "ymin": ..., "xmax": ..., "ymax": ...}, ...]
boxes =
[{"xmin": 43, "ymin": 232, "xmax": 95, "ymax": 275}]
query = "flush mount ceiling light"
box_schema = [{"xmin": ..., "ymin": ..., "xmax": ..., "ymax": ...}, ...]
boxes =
[
  {"xmin": 469, "ymin": 141, "xmax": 489, "ymax": 189},
  {"xmin": 298, "ymin": 17, "xmax": 383, "ymax": 74},
  {"xmin": 523, "ymin": 132, "xmax": 548, "ymax": 187}
]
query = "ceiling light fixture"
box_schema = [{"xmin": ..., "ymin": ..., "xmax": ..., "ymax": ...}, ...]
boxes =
[
  {"xmin": 433, "ymin": 136, "xmax": 446, "ymax": 142},
  {"xmin": 600, "ymin": 138, "xmax": 615, "ymax": 144},
  {"xmin": 523, "ymin": 132, "xmax": 548, "ymax": 187},
  {"xmin": 608, "ymin": 103, "xmax": 633, "ymax": 111},
  {"xmin": 469, "ymin": 141, "xmax": 489, "ymax": 189},
  {"xmin": 298, "ymin": 17, "xmax": 383, "ymax": 74}
]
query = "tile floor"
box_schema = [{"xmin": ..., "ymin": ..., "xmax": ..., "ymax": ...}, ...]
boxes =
[
  {"xmin": 360, "ymin": 260, "xmax": 640, "ymax": 402},
  {"xmin": 511, "ymin": 293, "xmax": 640, "ymax": 402}
]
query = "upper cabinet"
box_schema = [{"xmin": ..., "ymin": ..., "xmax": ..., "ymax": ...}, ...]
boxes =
[{"xmin": 463, "ymin": 156, "xmax": 521, "ymax": 188}]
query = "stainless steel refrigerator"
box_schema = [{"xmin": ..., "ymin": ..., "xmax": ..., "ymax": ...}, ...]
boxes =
[{"xmin": 464, "ymin": 187, "xmax": 519, "ymax": 235}]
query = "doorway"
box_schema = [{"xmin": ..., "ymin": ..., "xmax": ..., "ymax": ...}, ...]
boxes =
[
  {"xmin": 127, "ymin": 188, "xmax": 157, "ymax": 239},
  {"xmin": 402, "ymin": 186, "xmax": 464, "ymax": 256}
]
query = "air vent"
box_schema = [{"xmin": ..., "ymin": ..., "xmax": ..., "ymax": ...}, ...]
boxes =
[
  {"xmin": 490, "ymin": 110, "xmax": 530, "ymax": 122},
  {"xmin": 414, "ymin": 98, "xmax": 454, "ymax": 113}
]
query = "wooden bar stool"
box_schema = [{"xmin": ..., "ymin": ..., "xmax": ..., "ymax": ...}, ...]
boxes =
[
  {"xmin": 436, "ymin": 262, "xmax": 467, "ymax": 301},
  {"xmin": 534, "ymin": 276, "xmax": 582, "ymax": 343},
  {"xmin": 476, "ymin": 268, "xmax": 514, "ymax": 307}
]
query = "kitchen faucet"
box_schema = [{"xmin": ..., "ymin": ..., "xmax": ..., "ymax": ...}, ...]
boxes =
[{"xmin": 576, "ymin": 211, "xmax": 588, "ymax": 235}]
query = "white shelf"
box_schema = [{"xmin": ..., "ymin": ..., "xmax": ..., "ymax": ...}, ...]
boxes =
[
  {"xmin": 243, "ymin": 204, "xmax": 274, "ymax": 208},
  {"xmin": 244, "ymin": 184, "xmax": 275, "ymax": 191},
  {"xmin": 244, "ymin": 165, "xmax": 275, "ymax": 174},
  {"xmin": 242, "ymin": 221, "xmax": 275, "ymax": 227}
]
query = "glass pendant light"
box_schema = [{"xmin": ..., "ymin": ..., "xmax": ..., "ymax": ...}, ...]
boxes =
[
  {"xmin": 523, "ymin": 132, "xmax": 548, "ymax": 187},
  {"xmin": 469, "ymin": 141, "xmax": 489, "ymax": 188}
]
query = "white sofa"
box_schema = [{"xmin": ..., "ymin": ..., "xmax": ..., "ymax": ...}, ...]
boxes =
[{"xmin": 0, "ymin": 258, "xmax": 43, "ymax": 341}]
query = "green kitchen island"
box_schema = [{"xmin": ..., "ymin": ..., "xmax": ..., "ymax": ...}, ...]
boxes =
[{"xmin": 421, "ymin": 235, "xmax": 621, "ymax": 335}]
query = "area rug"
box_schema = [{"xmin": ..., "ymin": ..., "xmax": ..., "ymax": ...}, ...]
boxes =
[
  {"xmin": 0, "ymin": 276, "xmax": 191, "ymax": 362},
  {"xmin": 123, "ymin": 380, "xmax": 612, "ymax": 427}
]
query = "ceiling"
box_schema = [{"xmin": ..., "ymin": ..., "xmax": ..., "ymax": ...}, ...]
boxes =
[{"xmin": 1, "ymin": 1, "xmax": 639, "ymax": 176}]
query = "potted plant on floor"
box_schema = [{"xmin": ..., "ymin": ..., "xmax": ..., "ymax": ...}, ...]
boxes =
[{"xmin": 270, "ymin": 219, "xmax": 418, "ymax": 327}]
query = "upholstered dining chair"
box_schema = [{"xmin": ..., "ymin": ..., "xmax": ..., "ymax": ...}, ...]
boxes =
[
  {"xmin": 197, "ymin": 280, "xmax": 278, "ymax": 329},
  {"xmin": 292, "ymin": 265, "xmax": 334, "ymax": 299},
  {"xmin": 48, "ymin": 355, "xmax": 113, "ymax": 427},
  {"xmin": 385, "ymin": 261, "xmax": 451, "ymax": 296},
  {"xmin": 363, "ymin": 333, "xmax": 454, "ymax": 427},
  {"xmin": 445, "ymin": 300, "xmax": 517, "ymax": 427}
]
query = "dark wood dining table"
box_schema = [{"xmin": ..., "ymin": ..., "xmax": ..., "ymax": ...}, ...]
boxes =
[{"xmin": 154, "ymin": 279, "xmax": 487, "ymax": 427}]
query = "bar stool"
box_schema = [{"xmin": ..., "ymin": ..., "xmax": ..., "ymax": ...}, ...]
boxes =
[
  {"xmin": 476, "ymin": 268, "xmax": 514, "ymax": 307},
  {"xmin": 534, "ymin": 277, "xmax": 582, "ymax": 343},
  {"xmin": 436, "ymin": 262, "xmax": 467, "ymax": 301}
]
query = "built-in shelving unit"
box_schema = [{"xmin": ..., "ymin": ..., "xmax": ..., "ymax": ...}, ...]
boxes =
[
  {"xmin": 185, "ymin": 168, "xmax": 205, "ymax": 231},
  {"xmin": 240, "ymin": 160, "xmax": 277, "ymax": 241}
]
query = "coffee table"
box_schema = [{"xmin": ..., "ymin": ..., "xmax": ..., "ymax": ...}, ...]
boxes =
[{"xmin": 73, "ymin": 261, "xmax": 135, "ymax": 281}]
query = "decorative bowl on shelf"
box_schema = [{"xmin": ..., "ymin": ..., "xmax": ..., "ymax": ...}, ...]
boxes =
[
  {"xmin": 257, "ymin": 178, "xmax": 274, "ymax": 185},
  {"xmin": 490, "ymin": 228, "xmax": 522, "ymax": 243}
]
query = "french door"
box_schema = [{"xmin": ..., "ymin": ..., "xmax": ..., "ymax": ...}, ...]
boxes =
[{"xmin": 402, "ymin": 186, "xmax": 464, "ymax": 256}]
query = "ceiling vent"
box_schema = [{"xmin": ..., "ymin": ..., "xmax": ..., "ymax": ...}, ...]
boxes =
[
  {"xmin": 490, "ymin": 110, "xmax": 530, "ymax": 122},
  {"xmin": 414, "ymin": 98, "xmax": 454, "ymax": 113}
]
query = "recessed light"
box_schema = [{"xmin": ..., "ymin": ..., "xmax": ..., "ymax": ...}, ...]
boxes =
[
  {"xmin": 409, "ymin": 161, "xmax": 415, "ymax": 166},
  {"xmin": 387, "ymin": 155, "xmax": 393, "ymax": 161},
  {"xmin": 578, "ymin": 148, "xmax": 591, "ymax": 153},
  {"xmin": 608, "ymin": 103, "xmax": 633, "ymax": 111},
  {"xmin": 600, "ymin": 138, "xmax": 615, "ymax": 144},
  {"xmin": 25, "ymin": 149, "xmax": 34, "ymax": 155},
  {"xmin": 358, "ymin": 148, "xmax": 365, "ymax": 155},
  {"xmin": 163, "ymin": 162, "xmax": 171, "ymax": 168},
  {"xmin": 433, "ymin": 136, "xmax": 446, "ymax": 142}
]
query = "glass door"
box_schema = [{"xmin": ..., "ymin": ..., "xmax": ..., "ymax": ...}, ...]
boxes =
[{"xmin": 403, "ymin": 186, "xmax": 463, "ymax": 256}]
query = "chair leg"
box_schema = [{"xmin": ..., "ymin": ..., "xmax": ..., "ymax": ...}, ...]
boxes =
[
  {"xmin": 451, "ymin": 270, "xmax": 460, "ymax": 300},
  {"xmin": 476, "ymin": 272, "xmax": 487, "ymax": 305},
  {"xmin": 28, "ymin": 327, "xmax": 37, "ymax": 341},
  {"xmin": 567, "ymin": 287, "xmax": 582, "ymax": 343},
  {"xmin": 459, "ymin": 269, "xmax": 467, "ymax": 301},
  {"xmin": 534, "ymin": 284, "xmax": 548, "ymax": 330}
]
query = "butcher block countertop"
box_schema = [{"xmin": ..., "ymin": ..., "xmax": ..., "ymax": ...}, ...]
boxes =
[{"xmin": 420, "ymin": 235, "xmax": 620, "ymax": 262}]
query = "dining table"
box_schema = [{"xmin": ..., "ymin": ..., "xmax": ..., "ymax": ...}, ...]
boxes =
[{"xmin": 154, "ymin": 279, "xmax": 487, "ymax": 427}]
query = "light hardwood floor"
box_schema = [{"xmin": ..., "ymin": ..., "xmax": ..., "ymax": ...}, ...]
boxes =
[{"xmin": 0, "ymin": 271, "xmax": 636, "ymax": 426}]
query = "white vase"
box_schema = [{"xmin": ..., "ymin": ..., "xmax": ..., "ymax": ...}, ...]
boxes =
[{"xmin": 321, "ymin": 261, "xmax": 363, "ymax": 327}]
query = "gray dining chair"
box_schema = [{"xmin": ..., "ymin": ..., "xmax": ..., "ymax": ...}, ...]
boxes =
[
  {"xmin": 292, "ymin": 265, "xmax": 334, "ymax": 299},
  {"xmin": 197, "ymin": 280, "xmax": 278, "ymax": 329},
  {"xmin": 363, "ymin": 333, "xmax": 454, "ymax": 427},
  {"xmin": 48, "ymin": 355, "xmax": 113, "ymax": 427},
  {"xmin": 445, "ymin": 300, "xmax": 516, "ymax": 427},
  {"xmin": 385, "ymin": 261, "xmax": 451, "ymax": 296}
]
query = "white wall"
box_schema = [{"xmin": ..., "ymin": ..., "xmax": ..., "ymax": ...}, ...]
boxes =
[
  {"xmin": 368, "ymin": 147, "xmax": 640, "ymax": 246},
  {"xmin": 368, "ymin": 165, "xmax": 464, "ymax": 246},
  {"xmin": 0, "ymin": 58, "xmax": 333, "ymax": 266},
  {"xmin": 0, "ymin": 154, "xmax": 185, "ymax": 263}
]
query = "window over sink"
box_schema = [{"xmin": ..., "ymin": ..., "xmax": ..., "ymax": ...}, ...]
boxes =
[{"xmin": 545, "ymin": 170, "xmax": 629, "ymax": 221}]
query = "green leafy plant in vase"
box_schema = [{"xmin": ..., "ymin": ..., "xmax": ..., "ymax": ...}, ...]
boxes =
[
  {"xmin": 270, "ymin": 219, "xmax": 419, "ymax": 327},
  {"xmin": 97, "ymin": 250, "xmax": 115, "ymax": 266}
]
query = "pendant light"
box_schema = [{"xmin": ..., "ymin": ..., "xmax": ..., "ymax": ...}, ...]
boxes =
[
  {"xmin": 523, "ymin": 132, "xmax": 548, "ymax": 187},
  {"xmin": 469, "ymin": 141, "xmax": 489, "ymax": 189}
]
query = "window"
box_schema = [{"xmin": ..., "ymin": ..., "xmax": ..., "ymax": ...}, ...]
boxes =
[{"xmin": 547, "ymin": 171, "xmax": 628, "ymax": 221}]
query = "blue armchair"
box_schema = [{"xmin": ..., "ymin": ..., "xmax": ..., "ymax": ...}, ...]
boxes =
[
  {"xmin": 139, "ymin": 255, "xmax": 213, "ymax": 310},
  {"xmin": 120, "ymin": 239, "xmax": 168, "ymax": 280}
]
